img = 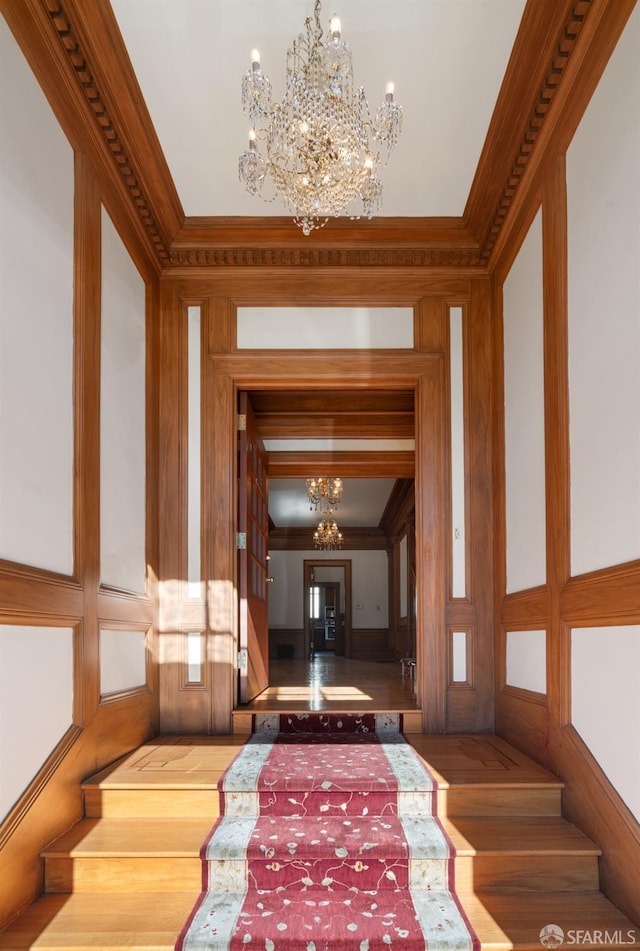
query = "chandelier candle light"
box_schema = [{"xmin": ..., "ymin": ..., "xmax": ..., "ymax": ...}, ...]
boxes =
[
  {"xmin": 306, "ymin": 476, "xmax": 343, "ymax": 511},
  {"xmin": 239, "ymin": 0, "xmax": 403, "ymax": 234},
  {"xmin": 314, "ymin": 510, "xmax": 344, "ymax": 550}
]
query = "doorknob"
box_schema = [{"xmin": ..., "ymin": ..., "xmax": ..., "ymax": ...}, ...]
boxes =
[{"xmin": 266, "ymin": 576, "xmax": 274, "ymax": 583}]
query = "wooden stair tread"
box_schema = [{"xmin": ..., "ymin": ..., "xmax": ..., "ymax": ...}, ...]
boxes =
[
  {"xmin": 443, "ymin": 816, "xmax": 601, "ymax": 855},
  {"xmin": 408, "ymin": 734, "xmax": 563, "ymax": 788},
  {"xmin": 82, "ymin": 735, "xmax": 246, "ymax": 789},
  {"xmin": 0, "ymin": 892, "xmax": 196, "ymax": 950},
  {"xmin": 2, "ymin": 888, "xmax": 637, "ymax": 950},
  {"xmin": 463, "ymin": 890, "xmax": 640, "ymax": 948},
  {"xmin": 42, "ymin": 818, "xmax": 214, "ymax": 857}
]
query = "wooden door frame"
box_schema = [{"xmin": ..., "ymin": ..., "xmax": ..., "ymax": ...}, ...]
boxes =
[
  {"xmin": 304, "ymin": 561, "xmax": 352, "ymax": 658},
  {"xmin": 203, "ymin": 350, "xmax": 446, "ymax": 734}
]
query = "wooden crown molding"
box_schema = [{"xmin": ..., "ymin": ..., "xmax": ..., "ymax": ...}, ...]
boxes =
[
  {"xmin": 34, "ymin": 0, "xmax": 183, "ymax": 265},
  {"xmin": 465, "ymin": 0, "xmax": 594, "ymax": 265},
  {"xmin": 13, "ymin": 0, "xmax": 626, "ymax": 269}
]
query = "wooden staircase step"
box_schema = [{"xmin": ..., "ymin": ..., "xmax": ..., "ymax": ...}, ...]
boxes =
[
  {"xmin": 444, "ymin": 815, "xmax": 601, "ymax": 890},
  {"xmin": 0, "ymin": 892, "xmax": 197, "ymax": 950},
  {"xmin": 81, "ymin": 735, "xmax": 245, "ymax": 818},
  {"xmin": 42, "ymin": 818, "xmax": 213, "ymax": 893},
  {"xmin": 1, "ymin": 889, "xmax": 637, "ymax": 951},
  {"xmin": 408, "ymin": 734, "xmax": 564, "ymax": 817},
  {"xmin": 83, "ymin": 783, "xmax": 220, "ymax": 818},
  {"xmin": 464, "ymin": 890, "xmax": 640, "ymax": 949},
  {"xmin": 439, "ymin": 783, "xmax": 563, "ymax": 817}
]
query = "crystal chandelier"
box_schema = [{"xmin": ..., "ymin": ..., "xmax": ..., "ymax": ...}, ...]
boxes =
[
  {"xmin": 313, "ymin": 511, "xmax": 344, "ymax": 550},
  {"xmin": 239, "ymin": 0, "xmax": 403, "ymax": 235},
  {"xmin": 306, "ymin": 476, "xmax": 343, "ymax": 511}
]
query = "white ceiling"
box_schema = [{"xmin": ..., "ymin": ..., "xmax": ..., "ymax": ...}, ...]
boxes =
[
  {"xmin": 269, "ymin": 478, "xmax": 396, "ymax": 528},
  {"xmin": 111, "ymin": 0, "xmax": 527, "ymax": 218},
  {"xmin": 108, "ymin": 0, "xmax": 527, "ymax": 530}
]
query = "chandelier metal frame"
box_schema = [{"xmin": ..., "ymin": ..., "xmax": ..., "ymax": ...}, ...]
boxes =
[{"xmin": 239, "ymin": 0, "xmax": 403, "ymax": 235}]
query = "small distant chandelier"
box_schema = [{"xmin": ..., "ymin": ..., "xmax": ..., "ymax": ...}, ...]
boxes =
[
  {"xmin": 306, "ymin": 476, "xmax": 343, "ymax": 511},
  {"xmin": 239, "ymin": 0, "xmax": 403, "ymax": 235},
  {"xmin": 314, "ymin": 511, "xmax": 343, "ymax": 550}
]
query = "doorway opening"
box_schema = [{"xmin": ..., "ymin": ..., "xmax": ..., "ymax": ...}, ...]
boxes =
[{"xmin": 304, "ymin": 560, "xmax": 350, "ymax": 659}]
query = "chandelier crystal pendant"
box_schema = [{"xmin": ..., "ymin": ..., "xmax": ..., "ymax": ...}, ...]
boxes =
[
  {"xmin": 306, "ymin": 476, "xmax": 343, "ymax": 511},
  {"xmin": 313, "ymin": 510, "xmax": 344, "ymax": 550},
  {"xmin": 239, "ymin": 0, "xmax": 403, "ymax": 235}
]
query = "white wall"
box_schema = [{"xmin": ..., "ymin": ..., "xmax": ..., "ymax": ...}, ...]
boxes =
[
  {"xmin": 268, "ymin": 549, "xmax": 388, "ymax": 629},
  {"xmin": 0, "ymin": 625, "xmax": 73, "ymax": 820},
  {"xmin": 506, "ymin": 629, "xmax": 546, "ymax": 694},
  {"xmin": 503, "ymin": 209, "xmax": 546, "ymax": 594},
  {"xmin": 100, "ymin": 208, "xmax": 147, "ymax": 593},
  {"xmin": 237, "ymin": 307, "xmax": 413, "ymax": 349},
  {"xmin": 563, "ymin": 7, "xmax": 640, "ymax": 825},
  {"xmin": 0, "ymin": 18, "xmax": 74, "ymax": 575},
  {"xmin": 572, "ymin": 625, "xmax": 640, "ymax": 821},
  {"xmin": 567, "ymin": 5, "xmax": 640, "ymax": 577},
  {"xmin": 100, "ymin": 628, "xmax": 147, "ymax": 696}
]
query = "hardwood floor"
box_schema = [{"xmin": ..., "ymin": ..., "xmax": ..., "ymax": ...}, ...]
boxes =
[{"xmin": 241, "ymin": 654, "xmax": 419, "ymax": 711}]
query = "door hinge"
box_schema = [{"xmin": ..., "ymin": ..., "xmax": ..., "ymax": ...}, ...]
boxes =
[
  {"xmin": 237, "ymin": 532, "xmax": 247, "ymax": 549},
  {"xmin": 237, "ymin": 413, "xmax": 247, "ymax": 431}
]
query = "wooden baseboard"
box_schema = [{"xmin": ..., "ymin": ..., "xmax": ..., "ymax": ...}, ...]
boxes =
[
  {"xmin": 0, "ymin": 694, "xmax": 157, "ymax": 930},
  {"xmin": 496, "ymin": 691, "xmax": 640, "ymax": 926}
]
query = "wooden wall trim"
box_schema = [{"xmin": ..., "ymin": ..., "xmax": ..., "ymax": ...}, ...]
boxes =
[
  {"xmin": 475, "ymin": 0, "xmax": 636, "ymax": 272},
  {"xmin": 466, "ymin": 0, "xmax": 594, "ymax": 263},
  {"xmin": 0, "ymin": 0, "xmax": 174, "ymax": 274},
  {"xmin": 269, "ymin": 527, "xmax": 388, "ymax": 552}
]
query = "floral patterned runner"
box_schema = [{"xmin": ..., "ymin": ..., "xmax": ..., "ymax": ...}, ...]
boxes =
[{"xmin": 177, "ymin": 715, "xmax": 478, "ymax": 950}]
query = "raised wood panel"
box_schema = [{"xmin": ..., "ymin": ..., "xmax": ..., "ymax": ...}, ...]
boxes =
[
  {"xmin": 500, "ymin": 586, "xmax": 551, "ymax": 627},
  {"xmin": 543, "ymin": 156, "xmax": 571, "ymax": 721},
  {"xmin": 460, "ymin": 280, "xmax": 494, "ymax": 731},
  {"xmin": 561, "ymin": 563, "xmax": 640, "ymax": 624},
  {"xmin": 174, "ymin": 273, "xmax": 472, "ymax": 303},
  {"xmin": 172, "ymin": 214, "xmax": 479, "ymax": 251},
  {"xmin": 251, "ymin": 388, "xmax": 415, "ymax": 440},
  {"xmin": 350, "ymin": 629, "xmax": 393, "ymax": 661},
  {"xmin": 415, "ymin": 361, "xmax": 447, "ymax": 732},
  {"xmin": 0, "ymin": 570, "xmax": 82, "ymax": 620},
  {"xmin": 203, "ymin": 366, "xmax": 237, "ymax": 734}
]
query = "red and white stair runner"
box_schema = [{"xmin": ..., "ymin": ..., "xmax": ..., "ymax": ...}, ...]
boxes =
[{"xmin": 177, "ymin": 714, "xmax": 478, "ymax": 950}]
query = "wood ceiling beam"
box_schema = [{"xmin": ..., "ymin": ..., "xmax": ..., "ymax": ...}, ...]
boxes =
[
  {"xmin": 258, "ymin": 415, "xmax": 415, "ymax": 440},
  {"xmin": 269, "ymin": 526, "xmax": 388, "ymax": 552},
  {"xmin": 268, "ymin": 452, "xmax": 415, "ymax": 479}
]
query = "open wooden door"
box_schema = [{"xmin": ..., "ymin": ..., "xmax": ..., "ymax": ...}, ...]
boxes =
[{"xmin": 238, "ymin": 392, "xmax": 269, "ymax": 703}]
